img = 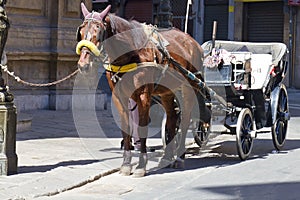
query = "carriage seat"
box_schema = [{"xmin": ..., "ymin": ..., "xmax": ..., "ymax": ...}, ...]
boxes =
[
  {"xmin": 230, "ymin": 52, "xmax": 273, "ymax": 90},
  {"xmin": 249, "ymin": 54, "xmax": 273, "ymax": 89},
  {"xmin": 231, "ymin": 52, "xmax": 271, "ymax": 129}
]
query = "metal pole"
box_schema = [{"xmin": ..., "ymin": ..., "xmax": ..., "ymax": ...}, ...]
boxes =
[
  {"xmin": 184, "ymin": 0, "xmax": 192, "ymax": 33},
  {"xmin": 212, "ymin": 21, "xmax": 217, "ymax": 50}
]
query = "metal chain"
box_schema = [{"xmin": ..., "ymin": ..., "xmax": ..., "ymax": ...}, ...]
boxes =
[{"xmin": 0, "ymin": 64, "xmax": 79, "ymax": 87}]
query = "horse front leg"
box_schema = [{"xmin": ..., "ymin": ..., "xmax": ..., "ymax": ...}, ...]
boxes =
[
  {"xmin": 132, "ymin": 92, "xmax": 151, "ymax": 177},
  {"xmin": 120, "ymin": 129, "xmax": 132, "ymax": 176}
]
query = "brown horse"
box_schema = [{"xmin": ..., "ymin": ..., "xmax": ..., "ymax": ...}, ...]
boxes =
[{"xmin": 76, "ymin": 3, "xmax": 210, "ymax": 177}]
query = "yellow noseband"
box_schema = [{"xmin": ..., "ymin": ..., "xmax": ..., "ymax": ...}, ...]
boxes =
[{"xmin": 76, "ymin": 40, "xmax": 101, "ymax": 57}]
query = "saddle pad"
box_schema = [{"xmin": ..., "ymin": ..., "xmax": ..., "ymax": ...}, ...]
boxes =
[{"xmin": 142, "ymin": 24, "xmax": 169, "ymax": 47}]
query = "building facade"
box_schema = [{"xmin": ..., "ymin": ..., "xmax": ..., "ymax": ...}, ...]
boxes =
[
  {"xmin": 93, "ymin": 0, "xmax": 299, "ymax": 88},
  {"xmin": 3, "ymin": 0, "xmax": 300, "ymax": 112},
  {"xmin": 4, "ymin": 0, "xmax": 108, "ymax": 111}
]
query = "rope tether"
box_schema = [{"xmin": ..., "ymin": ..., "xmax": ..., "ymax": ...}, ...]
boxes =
[{"xmin": 1, "ymin": 64, "xmax": 79, "ymax": 87}]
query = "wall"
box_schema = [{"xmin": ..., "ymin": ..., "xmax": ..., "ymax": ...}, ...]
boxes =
[
  {"xmin": 294, "ymin": 8, "xmax": 300, "ymax": 88},
  {"xmin": 3, "ymin": 0, "xmax": 106, "ymax": 111}
]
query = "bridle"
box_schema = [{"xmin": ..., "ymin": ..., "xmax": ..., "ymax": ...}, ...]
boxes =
[
  {"xmin": 77, "ymin": 11, "xmax": 107, "ymax": 42},
  {"xmin": 76, "ymin": 13, "xmax": 108, "ymax": 59},
  {"xmin": 76, "ymin": 13, "xmax": 170, "ymax": 80}
]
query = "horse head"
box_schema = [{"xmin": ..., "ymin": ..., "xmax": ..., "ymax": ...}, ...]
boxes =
[
  {"xmin": 76, "ymin": 3, "xmax": 111, "ymax": 73},
  {"xmin": 76, "ymin": 3, "xmax": 152, "ymax": 74}
]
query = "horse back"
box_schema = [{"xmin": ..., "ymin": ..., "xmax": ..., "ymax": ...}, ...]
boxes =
[{"xmin": 159, "ymin": 28, "xmax": 204, "ymax": 72}]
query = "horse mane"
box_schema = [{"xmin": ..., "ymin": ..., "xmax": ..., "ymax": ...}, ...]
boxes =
[
  {"xmin": 108, "ymin": 14, "xmax": 142, "ymax": 34},
  {"xmin": 104, "ymin": 14, "xmax": 151, "ymax": 65}
]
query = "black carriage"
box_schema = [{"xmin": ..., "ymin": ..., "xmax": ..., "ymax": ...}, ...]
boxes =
[
  {"xmin": 200, "ymin": 40, "xmax": 290, "ymax": 160},
  {"xmin": 160, "ymin": 40, "xmax": 290, "ymax": 161}
]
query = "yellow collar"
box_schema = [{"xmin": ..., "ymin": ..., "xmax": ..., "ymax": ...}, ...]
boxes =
[{"xmin": 104, "ymin": 63, "xmax": 138, "ymax": 73}]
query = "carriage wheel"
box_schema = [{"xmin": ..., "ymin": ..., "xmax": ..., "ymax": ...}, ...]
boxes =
[
  {"xmin": 161, "ymin": 112, "xmax": 168, "ymax": 149},
  {"xmin": 271, "ymin": 89, "xmax": 289, "ymax": 150},
  {"xmin": 193, "ymin": 120, "xmax": 210, "ymax": 148},
  {"xmin": 161, "ymin": 111, "xmax": 182, "ymax": 152},
  {"xmin": 236, "ymin": 108, "xmax": 254, "ymax": 161}
]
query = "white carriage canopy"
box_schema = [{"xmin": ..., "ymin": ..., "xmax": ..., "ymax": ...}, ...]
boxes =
[{"xmin": 201, "ymin": 40, "xmax": 288, "ymax": 66}]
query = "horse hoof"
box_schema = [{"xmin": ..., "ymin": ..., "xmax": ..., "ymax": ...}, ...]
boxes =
[
  {"xmin": 173, "ymin": 158, "xmax": 184, "ymax": 169},
  {"xmin": 132, "ymin": 168, "xmax": 146, "ymax": 178},
  {"xmin": 158, "ymin": 158, "xmax": 173, "ymax": 168},
  {"xmin": 120, "ymin": 164, "xmax": 132, "ymax": 176}
]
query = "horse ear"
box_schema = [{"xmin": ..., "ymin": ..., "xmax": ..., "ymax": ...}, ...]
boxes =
[
  {"xmin": 81, "ymin": 2, "xmax": 90, "ymax": 18},
  {"xmin": 99, "ymin": 5, "xmax": 111, "ymax": 20}
]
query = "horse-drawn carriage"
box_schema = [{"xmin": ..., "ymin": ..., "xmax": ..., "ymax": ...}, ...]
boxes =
[
  {"xmin": 160, "ymin": 40, "xmax": 290, "ymax": 160},
  {"xmin": 201, "ymin": 40, "xmax": 290, "ymax": 160},
  {"xmin": 76, "ymin": 3, "xmax": 290, "ymax": 176}
]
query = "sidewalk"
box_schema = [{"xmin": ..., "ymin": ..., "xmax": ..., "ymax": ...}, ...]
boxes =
[
  {"xmin": 1, "ymin": 88, "xmax": 299, "ymax": 200},
  {"xmin": 0, "ymin": 108, "xmax": 105, "ymax": 199},
  {"xmin": 0, "ymin": 95, "xmax": 165, "ymax": 200},
  {"xmin": 0, "ymin": 98, "xmax": 164, "ymax": 200}
]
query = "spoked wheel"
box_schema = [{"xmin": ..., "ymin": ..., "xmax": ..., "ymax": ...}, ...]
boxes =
[
  {"xmin": 236, "ymin": 108, "xmax": 255, "ymax": 161},
  {"xmin": 193, "ymin": 120, "xmax": 210, "ymax": 148},
  {"xmin": 272, "ymin": 88, "xmax": 289, "ymax": 150}
]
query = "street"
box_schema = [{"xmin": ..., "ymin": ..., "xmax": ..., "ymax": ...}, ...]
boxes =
[{"xmin": 36, "ymin": 89, "xmax": 300, "ymax": 200}]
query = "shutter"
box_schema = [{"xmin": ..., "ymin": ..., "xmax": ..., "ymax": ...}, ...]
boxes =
[
  {"xmin": 245, "ymin": 2, "xmax": 284, "ymax": 42},
  {"xmin": 204, "ymin": 2, "xmax": 228, "ymax": 42}
]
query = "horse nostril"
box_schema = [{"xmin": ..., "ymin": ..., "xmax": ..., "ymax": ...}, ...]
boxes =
[
  {"xmin": 78, "ymin": 49, "xmax": 91, "ymax": 64},
  {"xmin": 81, "ymin": 49, "xmax": 91, "ymax": 58},
  {"xmin": 83, "ymin": 49, "xmax": 90, "ymax": 54}
]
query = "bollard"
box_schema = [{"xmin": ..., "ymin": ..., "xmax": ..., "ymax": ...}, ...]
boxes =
[{"xmin": 0, "ymin": 102, "xmax": 17, "ymax": 175}]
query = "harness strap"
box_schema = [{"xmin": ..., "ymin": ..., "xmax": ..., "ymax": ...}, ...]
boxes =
[
  {"xmin": 104, "ymin": 63, "xmax": 138, "ymax": 73},
  {"xmin": 104, "ymin": 61, "xmax": 162, "ymax": 73}
]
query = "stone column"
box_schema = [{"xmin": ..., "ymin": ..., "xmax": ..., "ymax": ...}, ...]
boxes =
[
  {"xmin": 158, "ymin": 0, "xmax": 173, "ymax": 28},
  {"xmin": 0, "ymin": 0, "xmax": 17, "ymax": 175}
]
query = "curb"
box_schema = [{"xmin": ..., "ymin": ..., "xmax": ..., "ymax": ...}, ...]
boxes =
[{"xmin": 33, "ymin": 168, "xmax": 120, "ymax": 198}]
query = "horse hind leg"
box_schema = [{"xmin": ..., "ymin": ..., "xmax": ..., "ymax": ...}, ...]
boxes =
[
  {"xmin": 133, "ymin": 152, "xmax": 148, "ymax": 177},
  {"xmin": 158, "ymin": 94, "xmax": 177, "ymax": 168},
  {"xmin": 173, "ymin": 87, "xmax": 197, "ymax": 169}
]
